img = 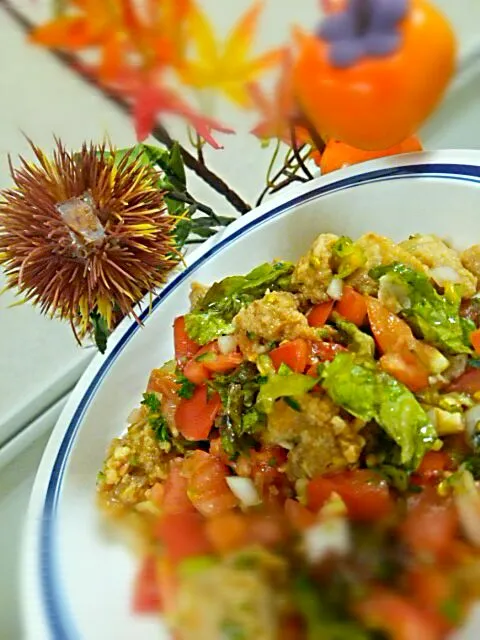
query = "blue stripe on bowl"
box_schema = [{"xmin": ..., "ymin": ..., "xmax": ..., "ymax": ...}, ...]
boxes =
[{"xmin": 40, "ymin": 163, "xmax": 480, "ymax": 639}]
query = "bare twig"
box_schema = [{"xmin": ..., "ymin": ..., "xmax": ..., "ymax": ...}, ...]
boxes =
[
  {"xmin": 0, "ymin": 0, "xmax": 252, "ymax": 215},
  {"xmin": 255, "ymin": 143, "xmax": 312, "ymax": 207},
  {"xmin": 289, "ymin": 123, "xmax": 313, "ymax": 180}
]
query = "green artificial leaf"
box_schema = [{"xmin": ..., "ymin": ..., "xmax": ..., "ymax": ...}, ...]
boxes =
[
  {"xmin": 321, "ymin": 353, "xmax": 436, "ymax": 468},
  {"xmin": 185, "ymin": 261, "xmax": 294, "ymax": 344},
  {"xmin": 89, "ymin": 310, "xmax": 110, "ymax": 354},
  {"xmin": 370, "ymin": 263, "xmax": 472, "ymax": 354}
]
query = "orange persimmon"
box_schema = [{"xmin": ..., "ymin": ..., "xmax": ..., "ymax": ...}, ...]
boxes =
[
  {"xmin": 294, "ymin": 0, "xmax": 456, "ymax": 150},
  {"xmin": 317, "ymin": 136, "xmax": 423, "ymax": 174}
]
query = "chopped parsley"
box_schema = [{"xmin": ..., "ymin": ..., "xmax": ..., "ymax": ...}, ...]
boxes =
[
  {"xmin": 141, "ymin": 392, "xmax": 170, "ymax": 443},
  {"xmin": 176, "ymin": 374, "xmax": 196, "ymax": 399},
  {"xmin": 141, "ymin": 392, "xmax": 161, "ymax": 413},
  {"xmin": 463, "ymin": 455, "xmax": 480, "ymax": 479},
  {"xmin": 284, "ymin": 396, "xmax": 302, "ymax": 412},
  {"xmin": 150, "ymin": 414, "xmax": 170, "ymax": 442}
]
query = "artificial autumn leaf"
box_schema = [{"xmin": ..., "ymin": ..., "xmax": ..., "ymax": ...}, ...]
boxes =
[
  {"xmin": 133, "ymin": 81, "xmax": 234, "ymax": 147},
  {"xmin": 249, "ymin": 51, "xmax": 310, "ymax": 145},
  {"xmin": 180, "ymin": 2, "xmax": 283, "ymax": 106}
]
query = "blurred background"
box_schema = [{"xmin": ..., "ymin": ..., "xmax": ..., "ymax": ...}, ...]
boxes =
[{"xmin": 1, "ymin": 0, "xmax": 480, "ymax": 636}]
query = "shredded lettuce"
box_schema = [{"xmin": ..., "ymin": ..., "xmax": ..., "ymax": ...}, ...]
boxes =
[
  {"xmin": 209, "ymin": 362, "xmax": 265, "ymax": 458},
  {"xmin": 293, "ymin": 576, "xmax": 371, "ymax": 640},
  {"xmin": 332, "ymin": 313, "xmax": 375, "ymax": 359},
  {"xmin": 331, "ymin": 236, "xmax": 366, "ymax": 279},
  {"xmin": 370, "ymin": 263, "xmax": 473, "ymax": 355},
  {"xmin": 321, "ymin": 353, "xmax": 436, "ymax": 467},
  {"xmin": 256, "ymin": 365, "xmax": 318, "ymax": 414},
  {"xmin": 184, "ymin": 261, "xmax": 294, "ymax": 344}
]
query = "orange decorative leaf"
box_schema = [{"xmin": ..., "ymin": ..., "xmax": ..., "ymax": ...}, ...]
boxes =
[
  {"xmin": 30, "ymin": 16, "xmax": 94, "ymax": 49},
  {"xmin": 250, "ymin": 51, "xmax": 310, "ymax": 145},
  {"xmin": 180, "ymin": 2, "xmax": 283, "ymax": 106},
  {"xmin": 132, "ymin": 81, "xmax": 234, "ymax": 147}
]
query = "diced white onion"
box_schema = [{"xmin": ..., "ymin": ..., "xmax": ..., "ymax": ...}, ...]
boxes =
[
  {"xmin": 378, "ymin": 275, "xmax": 411, "ymax": 312},
  {"xmin": 127, "ymin": 407, "xmax": 144, "ymax": 425},
  {"xmin": 465, "ymin": 405, "xmax": 480, "ymax": 442},
  {"xmin": 303, "ymin": 518, "xmax": 350, "ymax": 563},
  {"xmin": 427, "ymin": 407, "xmax": 464, "ymax": 435},
  {"xmin": 218, "ymin": 335, "xmax": 237, "ymax": 355},
  {"xmin": 226, "ymin": 477, "xmax": 261, "ymax": 507},
  {"xmin": 327, "ymin": 277, "xmax": 344, "ymax": 301},
  {"xmin": 430, "ymin": 266, "xmax": 461, "ymax": 286},
  {"xmin": 453, "ymin": 470, "xmax": 480, "ymax": 547}
]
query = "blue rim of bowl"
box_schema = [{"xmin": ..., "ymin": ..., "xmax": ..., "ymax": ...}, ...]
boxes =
[{"xmin": 39, "ymin": 162, "xmax": 480, "ymax": 639}]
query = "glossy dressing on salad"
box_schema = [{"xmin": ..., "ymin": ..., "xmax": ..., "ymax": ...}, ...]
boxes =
[{"xmin": 97, "ymin": 231, "xmax": 480, "ymax": 640}]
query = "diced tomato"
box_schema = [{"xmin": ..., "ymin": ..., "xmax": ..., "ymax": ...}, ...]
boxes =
[
  {"xmin": 203, "ymin": 352, "xmax": 243, "ymax": 373},
  {"xmin": 132, "ymin": 555, "xmax": 161, "ymax": 613},
  {"xmin": 184, "ymin": 451, "xmax": 238, "ymax": 517},
  {"xmin": 284, "ymin": 498, "xmax": 316, "ymax": 530},
  {"xmin": 407, "ymin": 567, "xmax": 458, "ymax": 631},
  {"xmin": 209, "ymin": 437, "xmax": 232, "ymax": 466},
  {"xmin": 246, "ymin": 512, "xmax": 287, "ymax": 547},
  {"xmin": 367, "ymin": 297, "xmax": 430, "ymax": 391},
  {"xmin": 147, "ymin": 369, "xmax": 179, "ymax": 396},
  {"xmin": 308, "ymin": 301, "xmax": 334, "ymax": 327},
  {"xmin": 205, "ymin": 512, "xmax": 248, "ymax": 554},
  {"xmin": 335, "ymin": 286, "xmax": 367, "ymax": 326},
  {"xmin": 356, "ymin": 589, "xmax": 445, "ymax": 640},
  {"xmin": 162, "ymin": 460, "xmax": 195, "ymax": 515},
  {"xmin": 366, "ymin": 296, "xmax": 415, "ymax": 353},
  {"xmin": 310, "ymin": 340, "xmax": 348, "ymax": 362},
  {"xmin": 269, "ymin": 339, "xmax": 309, "ymax": 373},
  {"xmin": 471, "ymin": 328, "xmax": 480, "ymax": 354},
  {"xmin": 173, "ymin": 316, "xmax": 199, "ymax": 363},
  {"xmin": 235, "ymin": 446, "xmax": 289, "ymax": 505},
  {"xmin": 155, "ymin": 511, "xmax": 211, "ymax": 564},
  {"xmin": 156, "ymin": 557, "xmax": 178, "ymax": 616},
  {"xmin": 146, "ymin": 370, "xmax": 181, "ymax": 424},
  {"xmin": 413, "ymin": 451, "xmax": 453, "ymax": 484},
  {"xmin": 175, "ymin": 386, "xmax": 221, "ymax": 441},
  {"xmin": 400, "ymin": 488, "xmax": 459, "ymax": 561},
  {"xmin": 183, "ymin": 358, "xmax": 209, "ymax": 385},
  {"xmin": 380, "ymin": 352, "xmax": 429, "ymax": 392},
  {"xmin": 448, "ymin": 368, "xmax": 480, "ymax": 394},
  {"xmin": 182, "ymin": 342, "xmax": 218, "ymax": 384},
  {"xmin": 307, "ymin": 470, "xmax": 393, "ymax": 521}
]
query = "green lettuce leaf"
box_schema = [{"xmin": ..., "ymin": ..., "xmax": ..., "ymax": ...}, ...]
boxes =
[
  {"xmin": 256, "ymin": 366, "xmax": 318, "ymax": 414},
  {"xmin": 293, "ymin": 576, "xmax": 371, "ymax": 640},
  {"xmin": 185, "ymin": 261, "xmax": 293, "ymax": 344},
  {"xmin": 332, "ymin": 313, "xmax": 375, "ymax": 358},
  {"xmin": 321, "ymin": 353, "xmax": 436, "ymax": 467},
  {"xmin": 209, "ymin": 362, "xmax": 265, "ymax": 458},
  {"xmin": 331, "ymin": 236, "xmax": 366, "ymax": 279},
  {"xmin": 370, "ymin": 263, "xmax": 472, "ymax": 355}
]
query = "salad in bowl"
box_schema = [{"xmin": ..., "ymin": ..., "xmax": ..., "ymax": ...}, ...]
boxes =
[{"xmin": 97, "ymin": 229, "xmax": 480, "ymax": 640}]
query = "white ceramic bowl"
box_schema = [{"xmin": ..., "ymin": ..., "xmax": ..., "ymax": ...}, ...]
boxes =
[{"xmin": 22, "ymin": 151, "xmax": 480, "ymax": 640}]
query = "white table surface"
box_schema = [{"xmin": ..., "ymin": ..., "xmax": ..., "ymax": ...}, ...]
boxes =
[{"xmin": 2, "ymin": 1, "xmax": 480, "ymax": 638}]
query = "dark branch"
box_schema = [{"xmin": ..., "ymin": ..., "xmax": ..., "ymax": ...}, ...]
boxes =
[
  {"xmin": 0, "ymin": 0, "xmax": 252, "ymax": 215},
  {"xmin": 289, "ymin": 123, "xmax": 313, "ymax": 180}
]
